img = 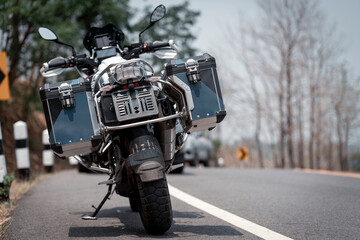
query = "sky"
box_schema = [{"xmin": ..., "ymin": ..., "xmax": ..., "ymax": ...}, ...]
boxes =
[{"xmin": 132, "ymin": 0, "xmax": 360, "ymax": 76}]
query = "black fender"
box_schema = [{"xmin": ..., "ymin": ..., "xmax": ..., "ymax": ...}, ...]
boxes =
[{"xmin": 127, "ymin": 134, "xmax": 165, "ymax": 182}]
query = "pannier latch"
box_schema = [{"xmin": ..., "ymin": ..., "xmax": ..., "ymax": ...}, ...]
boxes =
[
  {"xmin": 58, "ymin": 83, "xmax": 74, "ymax": 108},
  {"xmin": 185, "ymin": 59, "xmax": 201, "ymax": 84}
]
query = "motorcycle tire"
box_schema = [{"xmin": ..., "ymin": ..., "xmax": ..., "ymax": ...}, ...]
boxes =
[
  {"xmin": 129, "ymin": 198, "xmax": 139, "ymax": 212},
  {"xmin": 136, "ymin": 175, "xmax": 173, "ymax": 235}
]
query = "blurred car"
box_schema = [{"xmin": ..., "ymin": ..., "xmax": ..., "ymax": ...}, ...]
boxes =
[
  {"xmin": 183, "ymin": 134, "xmax": 196, "ymax": 166},
  {"xmin": 170, "ymin": 134, "xmax": 197, "ymax": 173},
  {"xmin": 195, "ymin": 135, "xmax": 213, "ymax": 167},
  {"xmin": 168, "ymin": 133, "xmax": 215, "ymax": 173},
  {"xmin": 182, "ymin": 134, "xmax": 213, "ymax": 167}
]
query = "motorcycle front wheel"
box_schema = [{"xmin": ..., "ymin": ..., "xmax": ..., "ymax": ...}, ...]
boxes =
[{"xmin": 136, "ymin": 175, "xmax": 172, "ymax": 234}]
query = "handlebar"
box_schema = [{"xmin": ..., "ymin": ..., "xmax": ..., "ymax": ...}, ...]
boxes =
[
  {"xmin": 40, "ymin": 40, "xmax": 176, "ymax": 75},
  {"xmin": 149, "ymin": 41, "xmax": 170, "ymax": 50},
  {"xmin": 40, "ymin": 57, "xmax": 68, "ymax": 74},
  {"xmin": 49, "ymin": 57, "xmax": 69, "ymax": 68},
  {"xmin": 40, "ymin": 55, "xmax": 98, "ymax": 75},
  {"xmin": 140, "ymin": 41, "xmax": 170, "ymax": 54},
  {"xmin": 123, "ymin": 40, "xmax": 173, "ymax": 60}
]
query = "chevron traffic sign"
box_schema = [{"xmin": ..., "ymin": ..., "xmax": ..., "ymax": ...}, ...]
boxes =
[
  {"xmin": 0, "ymin": 51, "xmax": 10, "ymax": 101},
  {"xmin": 237, "ymin": 147, "xmax": 249, "ymax": 161}
]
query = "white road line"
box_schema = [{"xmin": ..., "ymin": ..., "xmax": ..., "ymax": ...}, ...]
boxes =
[{"xmin": 168, "ymin": 184, "xmax": 293, "ymax": 240}]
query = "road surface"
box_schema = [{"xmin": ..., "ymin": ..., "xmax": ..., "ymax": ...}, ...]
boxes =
[{"xmin": 2, "ymin": 168, "xmax": 360, "ymax": 239}]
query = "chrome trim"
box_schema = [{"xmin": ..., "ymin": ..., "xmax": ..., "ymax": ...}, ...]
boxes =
[
  {"xmin": 170, "ymin": 75, "xmax": 194, "ymax": 111},
  {"xmin": 101, "ymin": 140, "xmax": 112, "ymax": 154},
  {"xmin": 176, "ymin": 132, "xmax": 189, "ymax": 153},
  {"xmin": 102, "ymin": 112, "xmax": 182, "ymax": 133},
  {"xmin": 94, "ymin": 91, "xmax": 103, "ymax": 128},
  {"xmin": 166, "ymin": 163, "xmax": 184, "ymax": 174},
  {"xmin": 157, "ymin": 79, "xmax": 187, "ymax": 112},
  {"xmin": 73, "ymin": 155, "xmax": 111, "ymax": 174},
  {"xmin": 92, "ymin": 75, "xmax": 188, "ymax": 135}
]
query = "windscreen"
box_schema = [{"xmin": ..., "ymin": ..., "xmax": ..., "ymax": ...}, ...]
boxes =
[{"xmin": 83, "ymin": 24, "xmax": 125, "ymax": 52}]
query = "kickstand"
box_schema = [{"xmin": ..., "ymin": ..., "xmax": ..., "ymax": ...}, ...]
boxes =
[{"xmin": 82, "ymin": 184, "xmax": 113, "ymax": 220}]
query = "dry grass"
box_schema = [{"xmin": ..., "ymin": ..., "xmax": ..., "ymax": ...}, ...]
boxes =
[{"xmin": 0, "ymin": 174, "xmax": 49, "ymax": 235}]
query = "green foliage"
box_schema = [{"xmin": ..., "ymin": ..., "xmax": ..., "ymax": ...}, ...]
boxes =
[
  {"xmin": 0, "ymin": 0, "xmax": 133, "ymax": 84},
  {"xmin": 1, "ymin": 0, "xmax": 199, "ymax": 80},
  {"xmin": 0, "ymin": 0, "xmax": 200, "ymax": 117},
  {"xmin": 0, "ymin": 175, "xmax": 14, "ymax": 201},
  {"xmin": 212, "ymin": 138, "xmax": 222, "ymax": 149},
  {"xmin": 0, "ymin": 0, "xmax": 134, "ymax": 119}
]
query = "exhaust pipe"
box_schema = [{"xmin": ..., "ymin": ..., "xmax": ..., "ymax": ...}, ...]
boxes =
[{"xmin": 73, "ymin": 155, "xmax": 111, "ymax": 174}]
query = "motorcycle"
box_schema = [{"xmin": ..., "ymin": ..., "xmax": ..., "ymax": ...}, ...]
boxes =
[{"xmin": 38, "ymin": 5, "xmax": 226, "ymax": 234}]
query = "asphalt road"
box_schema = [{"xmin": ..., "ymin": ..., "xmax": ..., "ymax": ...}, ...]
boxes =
[{"xmin": 2, "ymin": 167, "xmax": 360, "ymax": 240}]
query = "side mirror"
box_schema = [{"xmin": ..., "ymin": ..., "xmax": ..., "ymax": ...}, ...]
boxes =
[
  {"xmin": 38, "ymin": 27, "xmax": 76, "ymax": 55},
  {"xmin": 150, "ymin": 5, "xmax": 166, "ymax": 24},
  {"xmin": 38, "ymin": 27, "xmax": 58, "ymax": 41},
  {"xmin": 139, "ymin": 5, "xmax": 166, "ymax": 43}
]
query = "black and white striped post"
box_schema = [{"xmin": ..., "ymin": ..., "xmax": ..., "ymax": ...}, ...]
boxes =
[
  {"xmin": 0, "ymin": 122, "xmax": 7, "ymax": 187},
  {"xmin": 217, "ymin": 157, "xmax": 225, "ymax": 168},
  {"xmin": 14, "ymin": 121, "xmax": 30, "ymax": 180},
  {"xmin": 42, "ymin": 130, "xmax": 54, "ymax": 173}
]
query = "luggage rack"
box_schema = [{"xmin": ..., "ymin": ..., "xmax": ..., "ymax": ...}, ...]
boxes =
[
  {"xmin": 112, "ymin": 86, "xmax": 159, "ymax": 122},
  {"xmin": 93, "ymin": 76, "xmax": 188, "ymax": 135}
]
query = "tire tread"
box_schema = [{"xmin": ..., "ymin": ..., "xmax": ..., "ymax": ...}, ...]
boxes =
[{"xmin": 137, "ymin": 176, "xmax": 172, "ymax": 234}]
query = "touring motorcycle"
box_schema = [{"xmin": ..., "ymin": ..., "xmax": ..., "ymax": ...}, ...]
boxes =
[{"xmin": 38, "ymin": 5, "xmax": 226, "ymax": 234}]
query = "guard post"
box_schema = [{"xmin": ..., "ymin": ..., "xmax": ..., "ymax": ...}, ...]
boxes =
[
  {"xmin": 42, "ymin": 130, "xmax": 54, "ymax": 173},
  {"xmin": 14, "ymin": 121, "xmax": 30, "ymax": 180},
  {"xmin": 0, "ymin": 122, "xmax": 7, "ymax": 186}
]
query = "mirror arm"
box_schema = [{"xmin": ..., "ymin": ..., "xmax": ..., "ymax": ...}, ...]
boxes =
[
  {"xmin": 138, "ymin": 23, "xmax": 154, "ymax": 43},
  {"xmin": 138, "ymin": 5, "xmax": 165, "ymax": 43},
  {"xmin": 54, "ymin": 39, "xmax": 76, "ymax": 55}
]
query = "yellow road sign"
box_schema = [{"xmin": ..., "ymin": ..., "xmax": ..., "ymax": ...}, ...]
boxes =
[
  {"xmin": 0, "ymin": 52, "xmax": 10, "ymax": 101},
  {"xmin": 237, "ymin": 147, "xmax": 249, "ymax": 161}
]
